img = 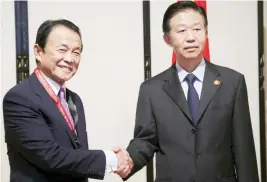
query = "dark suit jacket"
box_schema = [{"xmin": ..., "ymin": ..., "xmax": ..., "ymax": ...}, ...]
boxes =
[
  {"xmin": 3, "ymin": 74, "xmax": 106, "ymax": 182},
  {"xmin": 126, "ymin": 61, "xmax": 259, "ymax": 182}
]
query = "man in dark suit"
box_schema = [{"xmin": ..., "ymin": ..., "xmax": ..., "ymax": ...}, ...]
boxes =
[
  {"xmin": 116, "ymin": 1, "xmax": 259, "ymax": 182},
  {"xmin": 3, "ymin": 19, "xmax": 132, "ymax": 182}
]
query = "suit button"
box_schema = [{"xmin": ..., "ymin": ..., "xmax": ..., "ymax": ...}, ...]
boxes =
[
  {"xmin": 191, "ymin": 129, "xmax": 196, "ymax": 134},
  {"xmin": 195, "ymin": 154, "xmax": 199, "ymax": 158}
]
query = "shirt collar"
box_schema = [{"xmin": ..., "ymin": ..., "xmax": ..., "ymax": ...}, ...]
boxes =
[
  {"xmin": 176, "ymin": 58, "xmax": 206, "ymax": 83},
  {"xmin": 40, "ymin": 71, "xmax": 61, "ymax": 96}
]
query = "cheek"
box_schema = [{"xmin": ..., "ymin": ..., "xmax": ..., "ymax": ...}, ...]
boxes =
[
  {"xmin": 196, "ymin": 33, "xmax": 207, "ymax": 43},
  {"xmin": 73, "ymin": 60, "xmax": 80, "ymax": 70},
  {"xmin": 48, "ymin": 58, "xmax": 63, "ymax": 69},
  {"xmin": 43, "ymin": 59, "xmax": 55, "ymax": 70},
  {"xmin": 171, "ymin": 38, "xmax": 184, "ymax": 47},
  {"xmin": 55, "ymin": 57, "xmax": 64, "ymax": 64},
  {"xmin": 199, "ymin": 39, "xmax": 207, "ymax": 49}
]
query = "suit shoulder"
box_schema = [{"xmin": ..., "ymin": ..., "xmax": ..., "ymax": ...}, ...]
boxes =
[
  {"xmin": 140, "ymin": 67, "xmax": 171, "ymax": 87},
  {"xmin": 3, "ymin": 76, "xmax": 32, "ymax": 102},
  {"xmin": 211, "ymin": 63, "xmax": 244, "ymax": 80}
]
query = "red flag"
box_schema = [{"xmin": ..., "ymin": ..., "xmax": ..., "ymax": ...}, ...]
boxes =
[{"xmin": 172, "ymin": 0, "xmax": 210, "ymax": 64}]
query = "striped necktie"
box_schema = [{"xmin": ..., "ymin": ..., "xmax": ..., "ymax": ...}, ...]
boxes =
[{"xmin": 58, "ymin": 87, "xmax": 76, "ymax": 134}]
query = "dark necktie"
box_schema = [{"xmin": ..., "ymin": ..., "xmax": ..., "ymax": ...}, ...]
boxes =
[{"xmin": 185, "ymin": 74, "xmax": 199, "ymax": 122}]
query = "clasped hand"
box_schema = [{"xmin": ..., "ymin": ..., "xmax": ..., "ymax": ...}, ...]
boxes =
[{"xmin": 113, "ymin": 147, "xmax": 133, "ymax": 178}]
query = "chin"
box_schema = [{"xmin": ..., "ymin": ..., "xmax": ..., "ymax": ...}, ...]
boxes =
[
  {"xmin": 184, "ymin": 56, "xmax": 198, "ymax": 60},
  {"xmin": 57, "ymin": 75, "xmax": 72, "ymax": 83},
  {"xmin": 63, "ymin": 76, "xmax": 72, "ymax": 82},
  {"xmin": 184, "ymin": 53, "xmax": 201, "ymax": 60}
]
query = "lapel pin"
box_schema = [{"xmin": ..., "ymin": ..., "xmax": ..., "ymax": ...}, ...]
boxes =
[{"xmin": 214, "ymin": 80, "xmax": 220, "ymax": 86}]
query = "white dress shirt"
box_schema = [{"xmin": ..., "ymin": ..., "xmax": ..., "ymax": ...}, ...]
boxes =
[
  {"xmin": 176, "ymin": 59, "xmax": 206, "ymax": 100},
  {"xmin": 41, "ymin": 72, "xmax": 117, "ymax": 175}
]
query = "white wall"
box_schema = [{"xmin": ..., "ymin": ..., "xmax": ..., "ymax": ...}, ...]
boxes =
[
  {"xmin": 150, "ymin": 0, "xmax": 261, "ymax": 180},
  {"xmin": 1, "ymin": 1, "xmax": 262, "ymax": 182}
]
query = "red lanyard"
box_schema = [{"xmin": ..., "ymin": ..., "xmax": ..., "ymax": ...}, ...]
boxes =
[{"xmin": 34, "ymin": 68, "xmax": 76, "ymax": 134}]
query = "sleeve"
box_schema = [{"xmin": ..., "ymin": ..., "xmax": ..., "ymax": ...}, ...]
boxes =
[
  {"xmin": 124, "ymin": 83, "xmax": 159, "ymax": 180},
  {"xmin": 232, "ymin": 75, "xmax": 259, "ymax": 182},
  {"xmin": 103, "ymin": 150, "xmax": 118, "ymax": 173}
]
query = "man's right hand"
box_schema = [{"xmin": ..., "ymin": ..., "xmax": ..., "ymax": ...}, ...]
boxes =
[{"xmin": 113, "ymin": 147, "xmax": 133, "ymax": 178}]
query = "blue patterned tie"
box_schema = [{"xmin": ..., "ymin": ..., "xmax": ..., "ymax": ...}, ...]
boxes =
[{"xmin": 185, "ymin": 74, "xmax": 199, "ymax": 122}]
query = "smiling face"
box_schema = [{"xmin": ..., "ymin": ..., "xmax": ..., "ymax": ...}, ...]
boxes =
[
  {"xmin": 34, "ymin": 25, "xmax": 82, "ymax": 85},
  {"xmin": 164, "ymin": 9, "xmax": 207, "ymax": 62}
]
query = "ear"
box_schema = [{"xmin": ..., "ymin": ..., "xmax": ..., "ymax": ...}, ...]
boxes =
[
  {"xmin": 205, "ymin": 26, "xmax": 208, "ymax": 37},
  {"xmin": 163, "ymin": 34, "xmax": 172, "ymax": 47},
  {"xmin": 34, "ymin": 44, "xmax": 44, "ymax": 63}
]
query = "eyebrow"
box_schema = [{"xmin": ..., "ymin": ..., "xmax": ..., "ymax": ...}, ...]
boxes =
[
  {"xmin": 192, "ymin": 22, "xmax": 202, "ymax": 26},
  {"xmin": 57, "ymin": 44, "xmax": 68, "ymax": 48}
]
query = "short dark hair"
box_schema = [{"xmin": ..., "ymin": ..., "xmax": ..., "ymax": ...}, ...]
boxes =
[
  {"xmin": 162, "ymin": 1, "xmax": 208, "ymax": 33},
  {"xmin": 35, "ymin": 19, "xmax": 83, "ymax": 63}
]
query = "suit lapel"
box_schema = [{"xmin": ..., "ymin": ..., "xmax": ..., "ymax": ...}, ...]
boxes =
[
  {"xmin": 30, "ymin": 74, "xmax": 79, "ymax": 149},
  {"xmin": 66, "ymin": 90, "xmax": 83, "ymax": 139},
  {"xmin": 196, "ymin": 61, "xmax": 222, "ymax": 123},
  {"xmin": 66, "ymin": 90, "xmax": 78, "ymax": 126},
  {"xmin": 66, "ymin": 90, "xmax": 88, "ymax": 149},
  {"xmin": 163, "ymin": 65, "xmax": 193, "ymax": 123},
  {"xmin": 162, "ymin": 62, "xmax": 223, "ymax": 125}
]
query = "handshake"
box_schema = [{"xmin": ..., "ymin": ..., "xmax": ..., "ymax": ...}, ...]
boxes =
[{"xmin": 112, "ymin": 147, "xmax": 133, "ymax": 178}]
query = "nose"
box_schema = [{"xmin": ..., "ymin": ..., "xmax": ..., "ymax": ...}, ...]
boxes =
[
  {"xmin": 64, "ymin": 52, "xmax": 73, "ymax": 63},
  {"xmin": 185, "ymin": 30, "xmax": 195, "ymax": 42}
]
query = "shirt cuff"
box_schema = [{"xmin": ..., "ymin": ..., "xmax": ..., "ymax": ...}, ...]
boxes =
[{"xmin": 103, "ymin": 150, "xmax": 118, "ymax": 174}]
